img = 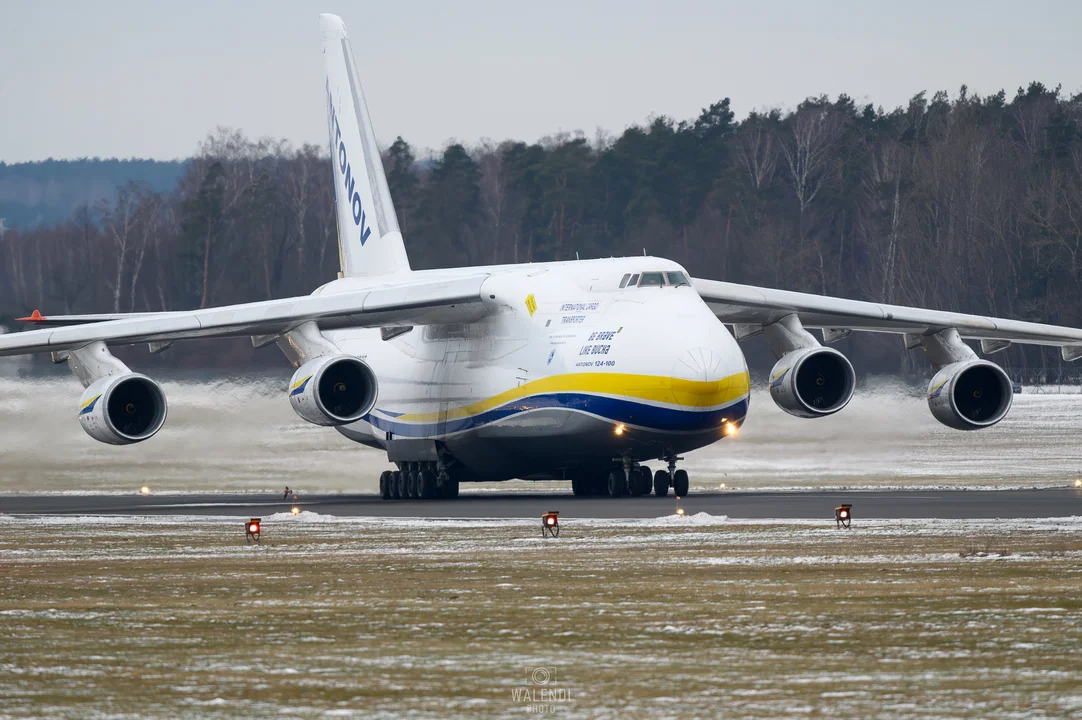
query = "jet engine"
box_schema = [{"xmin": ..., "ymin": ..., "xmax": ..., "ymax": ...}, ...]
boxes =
[
  {"xmin": 288, "ymin": 355, "xmax": 378, "ymax": 426},
  {"xmin": 927, "ymin": 359, "xmax": 1012, "ymax": 430},
  {"xmin": 769, "ymin": 346, "xmax": 856, "ymax": 418},
  {"xmin": 78, "ymin": 373, "xmax": 168, "ymax": 445}
]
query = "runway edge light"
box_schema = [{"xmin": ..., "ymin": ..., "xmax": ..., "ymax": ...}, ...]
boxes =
[
  {"xmin": 835, "ymin": 505, "xmax": 852, "ymax": 529},
  {"xmin": 246, "ymin": 518, "xmax": 262, "ymax": 544},
  {"xmin": 542, "ymin": 511, "xmax": 560, "ymax": 538}
]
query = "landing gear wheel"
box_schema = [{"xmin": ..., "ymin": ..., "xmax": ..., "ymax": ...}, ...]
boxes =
[
  {"xmin": 391, "ymin": 471, "xmax": 404, "ymax": 499},
  {"xmin": 442, "ymin": 478, "xmax": 459, "ymax": 498},
  {"xmin": 629, "ymin": 470, "xmax": 644, "ymax": 497},
  {"xmin": 607, "ymin": 470, "xmax": 625, "ymax": 498},
  {"xmin": 653, "ymin": 470, "xmax": 670, "ymax": 497},
  {"xmin": 672, "ymin": 468, "xmax": 689, "ymax": 497},
  {"xmin": 637, "ymin": 466, "xmax": 653, "ymax": 496},
  {"xmin": 406, "ymin": 471, "xmax": 419, "ymax": 499},
  {"xmin": 418, "ymin": 470, "xmax": 438, "ymax": 499},
  {"xmin": 380, "ymin": 471, "xmax": 393, "ymax": 500}
]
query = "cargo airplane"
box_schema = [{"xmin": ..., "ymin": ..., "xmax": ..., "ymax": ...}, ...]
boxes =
[{"xmin": 4, "ymin": 14, "xmax": 1082, "ymax": 500}]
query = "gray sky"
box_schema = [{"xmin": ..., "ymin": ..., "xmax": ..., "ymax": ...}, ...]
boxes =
[{"xmin": 1, "ymin": 0, "xmax": 1079, "ymax": 162}]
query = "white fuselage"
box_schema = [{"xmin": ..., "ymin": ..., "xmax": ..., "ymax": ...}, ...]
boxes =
[{"xmin": 319, "ymin": 256, "xmax": 750, "ymax": 481}]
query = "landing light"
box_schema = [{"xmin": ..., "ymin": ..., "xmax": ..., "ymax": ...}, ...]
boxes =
[
  {"xmin": 140, "ymin": 485, "xmax": 150, "ymax": 495},
  {"xmin": 614, "ymin": 424, "xmax": 625, "ymax": 436},
  {"xmin": 723, "ymin": 421, "xmax": 738, "ymax": 437},
  {"xmin": 542, "ymin": 512, "xmax": 560, "ymax": 538},
  {"xmin": 246, "ymin": 518, "xmax": 262, "ymax": 544},
  {"xmin": 835, "ymin": 505, "xmax": 852, "ymax": 529}
]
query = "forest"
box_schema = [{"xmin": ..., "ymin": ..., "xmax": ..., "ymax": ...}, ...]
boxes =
[{"xmin": 2, "ymin": 82, "xmax": 1082, "ymax": 380}]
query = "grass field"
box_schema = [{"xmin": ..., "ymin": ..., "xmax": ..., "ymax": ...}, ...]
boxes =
[{"xmin": 2, "ymin": 513, "xmax": 1081, "ymax": 719}]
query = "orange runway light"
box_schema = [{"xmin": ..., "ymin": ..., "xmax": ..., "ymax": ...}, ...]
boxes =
[
  {"xmin": 246, "ymin": 518, "xmax": 262, "ymax": 544},
  {"xmin": 835, "ymin": 505, "xmax": 852, "ymax": 529},
  {"xmin": 542, "ymin": 512, "xmax": 560, "ymax": 538}
]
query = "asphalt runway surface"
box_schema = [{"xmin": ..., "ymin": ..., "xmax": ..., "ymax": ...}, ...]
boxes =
[{"xmin": 3, "ymin": 488, "xmax": 1081, "ymax": 519}]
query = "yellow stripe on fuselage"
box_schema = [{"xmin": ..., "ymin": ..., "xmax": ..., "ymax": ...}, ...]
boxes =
[{"xmin": 395, "ymin": 371, "xmax": 751, "ymax": 423}]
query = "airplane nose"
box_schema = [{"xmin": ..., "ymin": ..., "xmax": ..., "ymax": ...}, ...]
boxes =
[
  {"xmin": 670, "ymin": 346, "xmax": 749, "ymax": 409},
  {"xmin": 672, "ymin": 348, "xmax": 729, "ymax": 383}
]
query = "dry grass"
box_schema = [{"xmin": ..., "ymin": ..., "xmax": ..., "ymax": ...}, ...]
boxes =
[{"xmin": 1, "ymin": 515, "xmax": 1081, "ymax": 719}]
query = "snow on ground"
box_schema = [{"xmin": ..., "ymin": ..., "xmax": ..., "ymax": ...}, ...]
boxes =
[{"xmin": 2, "ymin": 509, "xmax": 1081, "ymax": 719}]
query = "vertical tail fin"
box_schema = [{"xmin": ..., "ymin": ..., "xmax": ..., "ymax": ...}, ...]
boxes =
[{"xmin": 319, "ymin": 13, "xmax": 410, "ymax": 277}]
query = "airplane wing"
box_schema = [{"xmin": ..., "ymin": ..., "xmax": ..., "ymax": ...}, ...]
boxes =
[
  {"xmin": 15, "ymin": 309, "xmax": 171, "ymax": 326},
  {"xmin": 0, "ymin": 275, "xmax": 490, "ymax": 358},
  {"xmin": 691, "ymin": 278, "xmax": 1082, "ymax": 360}
]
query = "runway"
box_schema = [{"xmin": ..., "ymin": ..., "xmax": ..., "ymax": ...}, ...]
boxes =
[{"xmin": 3, "ymin": 488, "xmax": 1080, "ymax": 519}]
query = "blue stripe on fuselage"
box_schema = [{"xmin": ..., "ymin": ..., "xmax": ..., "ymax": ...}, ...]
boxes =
[{"xmin": 363, "ymin": 393, "xmax": 749, "ymax": 438}]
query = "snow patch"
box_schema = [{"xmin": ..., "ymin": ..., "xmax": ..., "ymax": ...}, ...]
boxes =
[
  {"xmin": 644, "ymin": 512, "xmax": 730, "ymax": 526},
  {"xmin": 265, "ymin": 510, "xmax": 341, "ymax": 523}
]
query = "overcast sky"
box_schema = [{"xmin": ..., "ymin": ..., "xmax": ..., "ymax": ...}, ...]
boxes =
[{"xmin": 2, "ymin": 0, "xmax": 1080, "ymax": 163}]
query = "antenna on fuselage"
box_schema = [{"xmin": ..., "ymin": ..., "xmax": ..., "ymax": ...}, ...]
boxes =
[
  {"xmin": 642, "ymin": 247, "xmax": 646, "ymax": 256},
  {"xmin": 576, "ymin": 251, "xmax": 580, "ymax": 260}
]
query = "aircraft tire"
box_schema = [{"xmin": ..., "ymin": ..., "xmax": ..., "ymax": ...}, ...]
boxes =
[
  {"xmin": 637, "ymin": 466, "xmax": 653, "ymax": 496},
  {"xmin": 629, "ymin": 470, "xmax": 644, "ymax": 497},
  {"xmin": 406, "ymin": 472, "xmax": 418, "ymax": 499},
  {"xmin": 673, "ymin": 469, "xmax": 690, "ymax": 497},
  {"xmin": 380, "ymin": 471, "xmax": 393, "ymax": 500},
  {"xmin": 418, "ymin": 470, "xmax": 438, "ymax": 499},
  {"xmin": 607, "ymin": 470, "xmax": 625, "ymax": 498},
  {"xmin": 391, "ymin": 471, "xmax": 404, "ymax": 499},
  {"xmin": 653, "ymin": 470, "xmax": 670, "ymax": 497}
]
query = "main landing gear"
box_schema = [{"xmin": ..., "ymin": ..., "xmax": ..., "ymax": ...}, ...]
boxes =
[
  {"xmin": 573, "ymin": 454, "xmax": 691, "ymax": 498},
  {"xmin": 380, "ymin": 461, "xmax": 459, "ymax": 500}
]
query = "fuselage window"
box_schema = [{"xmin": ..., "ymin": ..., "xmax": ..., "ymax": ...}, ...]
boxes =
[
  {"xmin": 619, "ymin": 273, "xmax": 631, "ymax": 288},
  {"xmin": 665, "ymin": 272, "xmax": 690, "ymax": 287},
  {"xmin": 628, "ymin": 273, "xmax": 639, "ymax": 287},
  {"xmin": 639, "ymin": 272, "xmax": 665, "ymax": 287}
]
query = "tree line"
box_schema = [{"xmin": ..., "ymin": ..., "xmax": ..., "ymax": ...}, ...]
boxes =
[{"xmin": 3, "ymin": 82, "xmax": 1082, "ymax": 378}]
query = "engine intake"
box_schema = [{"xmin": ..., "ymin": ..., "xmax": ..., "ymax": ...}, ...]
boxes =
[
  {"xmin": 78, "ymin": 373, "xmax": 168, "ymax": 445},
  {"xmin": 769, "ymin": 346, "xmax": 855, "ymax": 418},
  {"xmin": 289, "ymin": 355, "xmax": 378, "ymax": 426},
  {"xmin": 927, "ymin": 360, "xmax": 1012, "ymax": 430}
]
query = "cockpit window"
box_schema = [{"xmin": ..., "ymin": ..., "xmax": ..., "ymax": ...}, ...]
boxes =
[
  {"xmin": 628, "ymin": 273, "xmax": 639, "ymax": 287},
  {"xmin": 619, "ymin": 273, "xmax": 631, "ymax": 289},
  {"xmin": 638, "ymin": 272, "xmax": 665, "ymax": 287},
  {"xmin": 665, "ymin": 272, "xmax": 690, "ymax": 287}
]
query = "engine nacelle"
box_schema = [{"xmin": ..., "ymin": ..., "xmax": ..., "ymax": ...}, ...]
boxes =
[
  {"xmin": 769, "ymin": 346, "xmax": 856, "ymax": 418},
  {"xmin": 78, "ymin": 373, "xmax": 168, "ymax": 445},
  {"xmin": 289, "ymin": 355, "xmax": 378, "ymax": 426},
  {"xmin": 927, "ymin": 360, "xmax": 1013, "ymax": 430}
]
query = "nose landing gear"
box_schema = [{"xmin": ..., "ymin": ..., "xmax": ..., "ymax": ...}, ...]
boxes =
[
  {"xmin": 650, "ymin": 455, "xmax": 689, "ymax": 497},
  {"xmin": 591, "ymin": 455, "xmax": 686, "ymax": 498}
]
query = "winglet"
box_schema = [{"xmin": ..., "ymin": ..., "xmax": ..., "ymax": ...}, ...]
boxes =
[{"xmin": 18, "ymin": 310, "xmax": 46, "ymax": 322}]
